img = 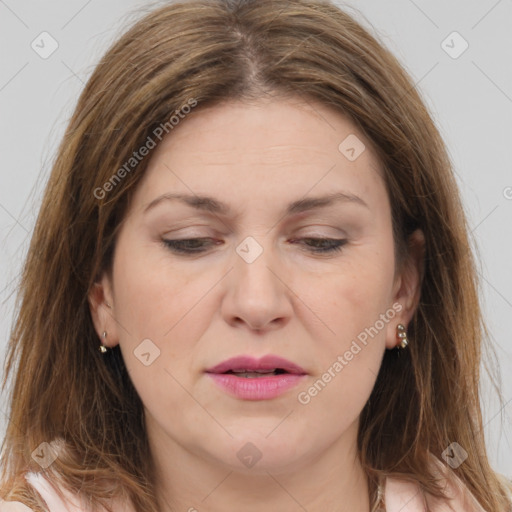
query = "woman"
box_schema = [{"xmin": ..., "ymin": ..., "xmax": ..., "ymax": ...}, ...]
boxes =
[{"xmin": 0, "ymin": 0, "xmax": 510, "ymax": 511}]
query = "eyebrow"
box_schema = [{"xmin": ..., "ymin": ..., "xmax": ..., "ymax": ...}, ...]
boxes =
[{"xmin": 143, "ymin": 191, "xmax": 369, "ymax": 217}]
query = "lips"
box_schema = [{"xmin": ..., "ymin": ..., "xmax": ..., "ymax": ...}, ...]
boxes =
[
  {"xmin": 205, "ymin": 355, "xmax": 307, "ymax": 400},
  {"xmin": 205, "ymin": 355, "xmax": 307, "ymax": 376}
]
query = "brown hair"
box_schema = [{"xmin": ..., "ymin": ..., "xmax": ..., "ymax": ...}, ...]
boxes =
[{"xmin": 1, "ymin": 0, "xmax": 510, "ymax": 510}]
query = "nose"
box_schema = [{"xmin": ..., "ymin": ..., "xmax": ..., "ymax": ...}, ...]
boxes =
[{"xmin": 220, "ymin": 238, "xmax": 293, "ymax": 333}]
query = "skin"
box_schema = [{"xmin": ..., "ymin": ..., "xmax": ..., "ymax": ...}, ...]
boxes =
[{"xmin": 89, "ymin": 95, "xmax": 424, "ymax": 512}]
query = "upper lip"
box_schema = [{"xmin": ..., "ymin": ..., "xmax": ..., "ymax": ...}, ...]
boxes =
[{"xmin": 206, "ymin": 355, "xmax": 307, "ymax": 375}]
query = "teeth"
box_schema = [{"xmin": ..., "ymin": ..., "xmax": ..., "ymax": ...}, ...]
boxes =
[
  {"xmin": 234, "ymin": 371, "xmax": 279, "ymax": 378},
  {"xmin": 223, "ymin": 368, "xmax": 289, "ymax": 378},
  {"xmin": 230, "ymin": 369, "xmax": 277, "ymax": 374}
]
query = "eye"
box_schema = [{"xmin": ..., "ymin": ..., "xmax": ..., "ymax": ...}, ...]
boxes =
[
  {"xmin": 162, "ymin": 238, "xmax": 217, "ymax": 254},
  {"xmin": 291, "ymin": 237, "xmax": 348, "ymax": 254},
  {"xmin": 162, "ymin": 237, "xmax": 347, "ymax": 255}
]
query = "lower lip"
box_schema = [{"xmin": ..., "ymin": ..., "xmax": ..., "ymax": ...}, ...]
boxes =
[{"xmin": 206, "ymin": 373, "xmax": 306, "ymax": 400}]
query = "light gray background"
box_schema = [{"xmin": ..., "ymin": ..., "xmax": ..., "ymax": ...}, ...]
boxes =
[{"xmin": 0, "ymin": 0, "xmax": 511, "ymax": 475}]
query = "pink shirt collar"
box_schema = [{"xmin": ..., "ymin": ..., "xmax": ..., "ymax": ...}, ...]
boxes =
[{"xmin": 0, "ymin": 467, "xmax": 487, "ymax": 512}]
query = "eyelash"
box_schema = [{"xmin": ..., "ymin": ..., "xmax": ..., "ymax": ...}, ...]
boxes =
[{"xmin": 161, "ymin": 237, "xmax": 347, "ymax": 255}]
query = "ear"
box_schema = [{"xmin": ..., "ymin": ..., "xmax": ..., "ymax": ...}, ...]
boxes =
[
  {"xmin": 385, "ymin": 229, "xmax": 425, "ymax": 349},
  {"xmin": 88, "ymin": 272, "xmax": 119, "ymax": 348}
]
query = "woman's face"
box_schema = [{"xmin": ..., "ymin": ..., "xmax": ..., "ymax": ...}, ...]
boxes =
[{"xmin": 90, "ymin": 96, "xmax": 422, "ymax": 476}]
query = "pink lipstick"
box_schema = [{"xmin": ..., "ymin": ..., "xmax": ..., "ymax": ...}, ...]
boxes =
[{"xmin": 205, "ymin": 355, "xmax": 307, "ymax": 400}]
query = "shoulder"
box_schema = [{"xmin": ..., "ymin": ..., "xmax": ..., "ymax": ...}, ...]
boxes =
[
  {"xmin": 0, "ymin": 438, "xmax": 135, "ymax": 512},
  {"xmin": 0, "ymin": 470, "xmax": 108, "ymax": 512},
  {"xmin": 0, "ymin": 470, "xmax": 72, "ymax": 512},
  {"xmin": 3, "ymin": 470, "xmax": 136, "ymax": 512},
  {"xmin": 384, "ymin": 458, "xmax": 488, "ymax": 512},
  {"xmin": 0, "ymin": 499, "xmax": 34, "ymax": 512}
]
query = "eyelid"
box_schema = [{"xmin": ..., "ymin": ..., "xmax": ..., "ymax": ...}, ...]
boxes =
[
  {"xmin": 162, "ymin": 226, "xmax": 219, "ymax": 237},
  {"xmin": 295, "ymin": 227, "xmax": 346, "ymax": 235},
  {"xmin": 166, "ymin": 221, "xmax": 347, "ymax": 232},
  {"xmin": 157, "ymin": 216, "xmax": 352, "ymax": 241},
  {"xmin": 293, "ymin": 226, "xmax": 349, "ymax": 239},
  {"xmin": 161, "ymin": 236, "xmax": 348, "ymax": 256}
]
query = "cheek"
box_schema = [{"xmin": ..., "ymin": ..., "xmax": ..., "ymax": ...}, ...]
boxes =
[
  {"xmin": 112, "ymin": 236, "xmax": 207, "ymax": 339},
  {"xmin": 311, "ymin": 250, "xmax": 395, "ymax": 344},
  {"xmin": 109, "ymin": 242, "xmax": 204, "ymax": 400},
  {"xmin": 111, "ymin": 243, "xmax": 214, "ymax": 412},
  {"xmin": 294, "ymin": 259, "xmax": 394, "ymax": 428},
  {"xmin": 295, "ymin": 350, "xmax": 381, "ymax": 446}
]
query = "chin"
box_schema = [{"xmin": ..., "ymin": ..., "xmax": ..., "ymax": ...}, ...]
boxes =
[{"xmin": 210, "ymin": 428, "xmax": 312, "ymax": 475}]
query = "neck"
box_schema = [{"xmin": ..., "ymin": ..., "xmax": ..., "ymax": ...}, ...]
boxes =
[{"xmin": 148, "ymin": 419, "xmax": 371, "ymax": 512}]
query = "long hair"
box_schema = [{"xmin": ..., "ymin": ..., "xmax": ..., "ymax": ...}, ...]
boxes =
[{"xmin": 1, "ymin": 0, "xmax": 510, "ymax": 510}]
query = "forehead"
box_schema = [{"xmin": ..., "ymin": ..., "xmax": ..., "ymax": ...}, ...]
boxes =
[
  {"xmin": 154, "ymin": 97, "xmax": 377, "ymax": 160},
  {"xmin": 131, "ymin": 96, "xmax": 387, "ymax": 217}
]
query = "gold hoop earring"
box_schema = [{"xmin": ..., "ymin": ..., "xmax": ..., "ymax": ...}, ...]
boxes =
[
  {"xmin": 99, "ymin": 331, "xmax": 109, "ymax": 353},
  {"xmin": 396, "ymin": 323, "xmax": 409, "ymax": 349}
]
